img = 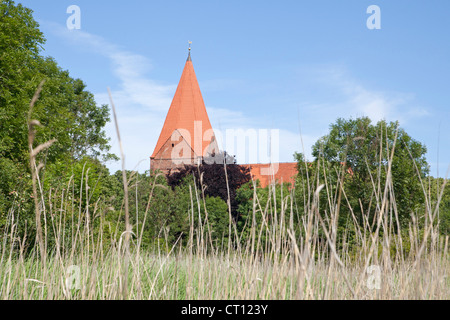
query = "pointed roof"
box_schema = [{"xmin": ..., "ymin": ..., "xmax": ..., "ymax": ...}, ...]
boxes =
[{"xmin": 151, "ymin": 53, "xmax": 216, "ymax": 159}]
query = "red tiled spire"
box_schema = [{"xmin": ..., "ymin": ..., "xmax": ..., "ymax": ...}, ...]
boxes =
[{"xmin": 151, "ymin": 52, "xmax": 216, "ymax": 159}]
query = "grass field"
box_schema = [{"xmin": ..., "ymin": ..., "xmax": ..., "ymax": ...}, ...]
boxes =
[{"xmin": 1, "ymin": 163, "xmax": 448, "ymax": 300}]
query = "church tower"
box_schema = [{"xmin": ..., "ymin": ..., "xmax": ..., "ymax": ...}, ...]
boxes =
[{"xmin": 150, "ymin": 48, "xmax": 219, "ymax": 173}]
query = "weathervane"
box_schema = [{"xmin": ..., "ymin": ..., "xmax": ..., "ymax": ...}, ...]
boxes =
[{"xmin": 187, "ymin": 41, "xmax": 192, "ymax": 61}]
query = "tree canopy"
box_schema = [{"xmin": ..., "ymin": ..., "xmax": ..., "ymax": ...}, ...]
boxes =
[
  {"xmin": 0, "ymin": 1, "xmax": 112, "ymax": 166},
  {"xmin": 0, "ymin": 0, "xmax": 114, "ymax": 231},
  {"xmin": 167, "ymin": 156, "xmax": 251, "ymax": 219},
  {"xmin": 305, "ymin": 117, "xmax": 429, "ymax": 229}
]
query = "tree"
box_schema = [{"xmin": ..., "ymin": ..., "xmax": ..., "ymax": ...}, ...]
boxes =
[
  {"xmin": 309, "ymin": 117, "xmax": 428, "ymax": 230},
  {"xmin": 0, "ymin": 1, "xmax": 115, "ymax": 239},
  {"xmin": 0, "ymin": 1, "xmax": 113, "ymax": 166},
  {"xmin": 0, "ymin": 0, "xmax": 45, "ymax": 163},
  {"xmin": 423, "ymin": 177, "xmax": 450, "ymax": 236},
  {"xmin": 167, "ymin": 155, "xmax": 251, "ymax": 219},
  {"xmin": 110, "ymin": 171, "xmax": 230, "ymax": 249}
]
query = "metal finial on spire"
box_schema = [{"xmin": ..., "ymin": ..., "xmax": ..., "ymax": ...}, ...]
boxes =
[{"xmin": 187, "ymin": 41, "xmax": 192, "ymax": 61}]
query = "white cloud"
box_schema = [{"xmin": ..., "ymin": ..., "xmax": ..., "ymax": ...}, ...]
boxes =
[
  {"xmin": 48, "ymin": 25, "xmax": 175, "ymax": 113},
  {"xmin": 288, "ymin": 65, "xmax": 433, "ymax": 166},
  {"xmin": 208, "ymin": 106, "xmax": 253, "ymax": 130},
  {"xmin": 278, "ymin": 129, "xmax": 317, "ymax": 163},
  {"xmin": 313, "ymin": 66, "xmax": 429, "ymax": 124}
]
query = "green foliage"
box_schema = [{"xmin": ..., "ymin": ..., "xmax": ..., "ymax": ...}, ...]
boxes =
[
  {"xmin": 140, "ymin": 173, "xmax": 191, "ymax": 247},
  {"xmin": 423, "ymin": 177, "xmax": 450, "ymax": 235},
  {"xmin": 0, "ymin": 0, "xmax": 115, "ymax": 237},
  {"xmin": 202, "ymin": 195, "xmax": 229, "ymax": 244},
  {"xmin": 0, "ymin": 0, "xmax": 114, "ymax": 165},
  {"xmin": 0, "ymin": 0, "xmax": 45, "ymax": 163},
  {"xmin": 111, "ymin": 172, "xmax": 231, "ymax": 249},
  {"xmin": 167, "ymin": 159, "xmax": 251, "ymax": 218},
  {"xmin": 236, "ymin": 181, "xmax": 293, "ymax": 245},
  {"xmin": 307, "ymin": 117, "xmax": 429, "ymax": 232}
]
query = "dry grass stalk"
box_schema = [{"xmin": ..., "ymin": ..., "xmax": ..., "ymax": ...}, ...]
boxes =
[
  {"xmin": 27, "ymin": 80, "xmax": 57, "ymax": 263},
  {"xmin": 107, "ymin": 87, "xmax": 131, "ymax": 300}
]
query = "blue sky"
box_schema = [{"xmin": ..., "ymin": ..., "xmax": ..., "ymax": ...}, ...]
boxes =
[{"xmin": 17, "ymin": 0, "xmax": 450, "ymax": 177}]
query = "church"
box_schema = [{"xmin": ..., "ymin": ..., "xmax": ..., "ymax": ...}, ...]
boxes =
[{"xmin": 150, "ymin": 48, "xmax": 298, "ymax": 188}]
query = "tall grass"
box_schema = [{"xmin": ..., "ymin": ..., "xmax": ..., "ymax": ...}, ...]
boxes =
[
  {"xmin": 0, "ymin": 165, "xmax": 450, "ymax": 300},
  {"xmin": 1, "ymin": 152, "xmax": 448, "ymax": 299},
  {"xmin": 0, "ymin": 91, "xmax": 448, "ymax": 300}
]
